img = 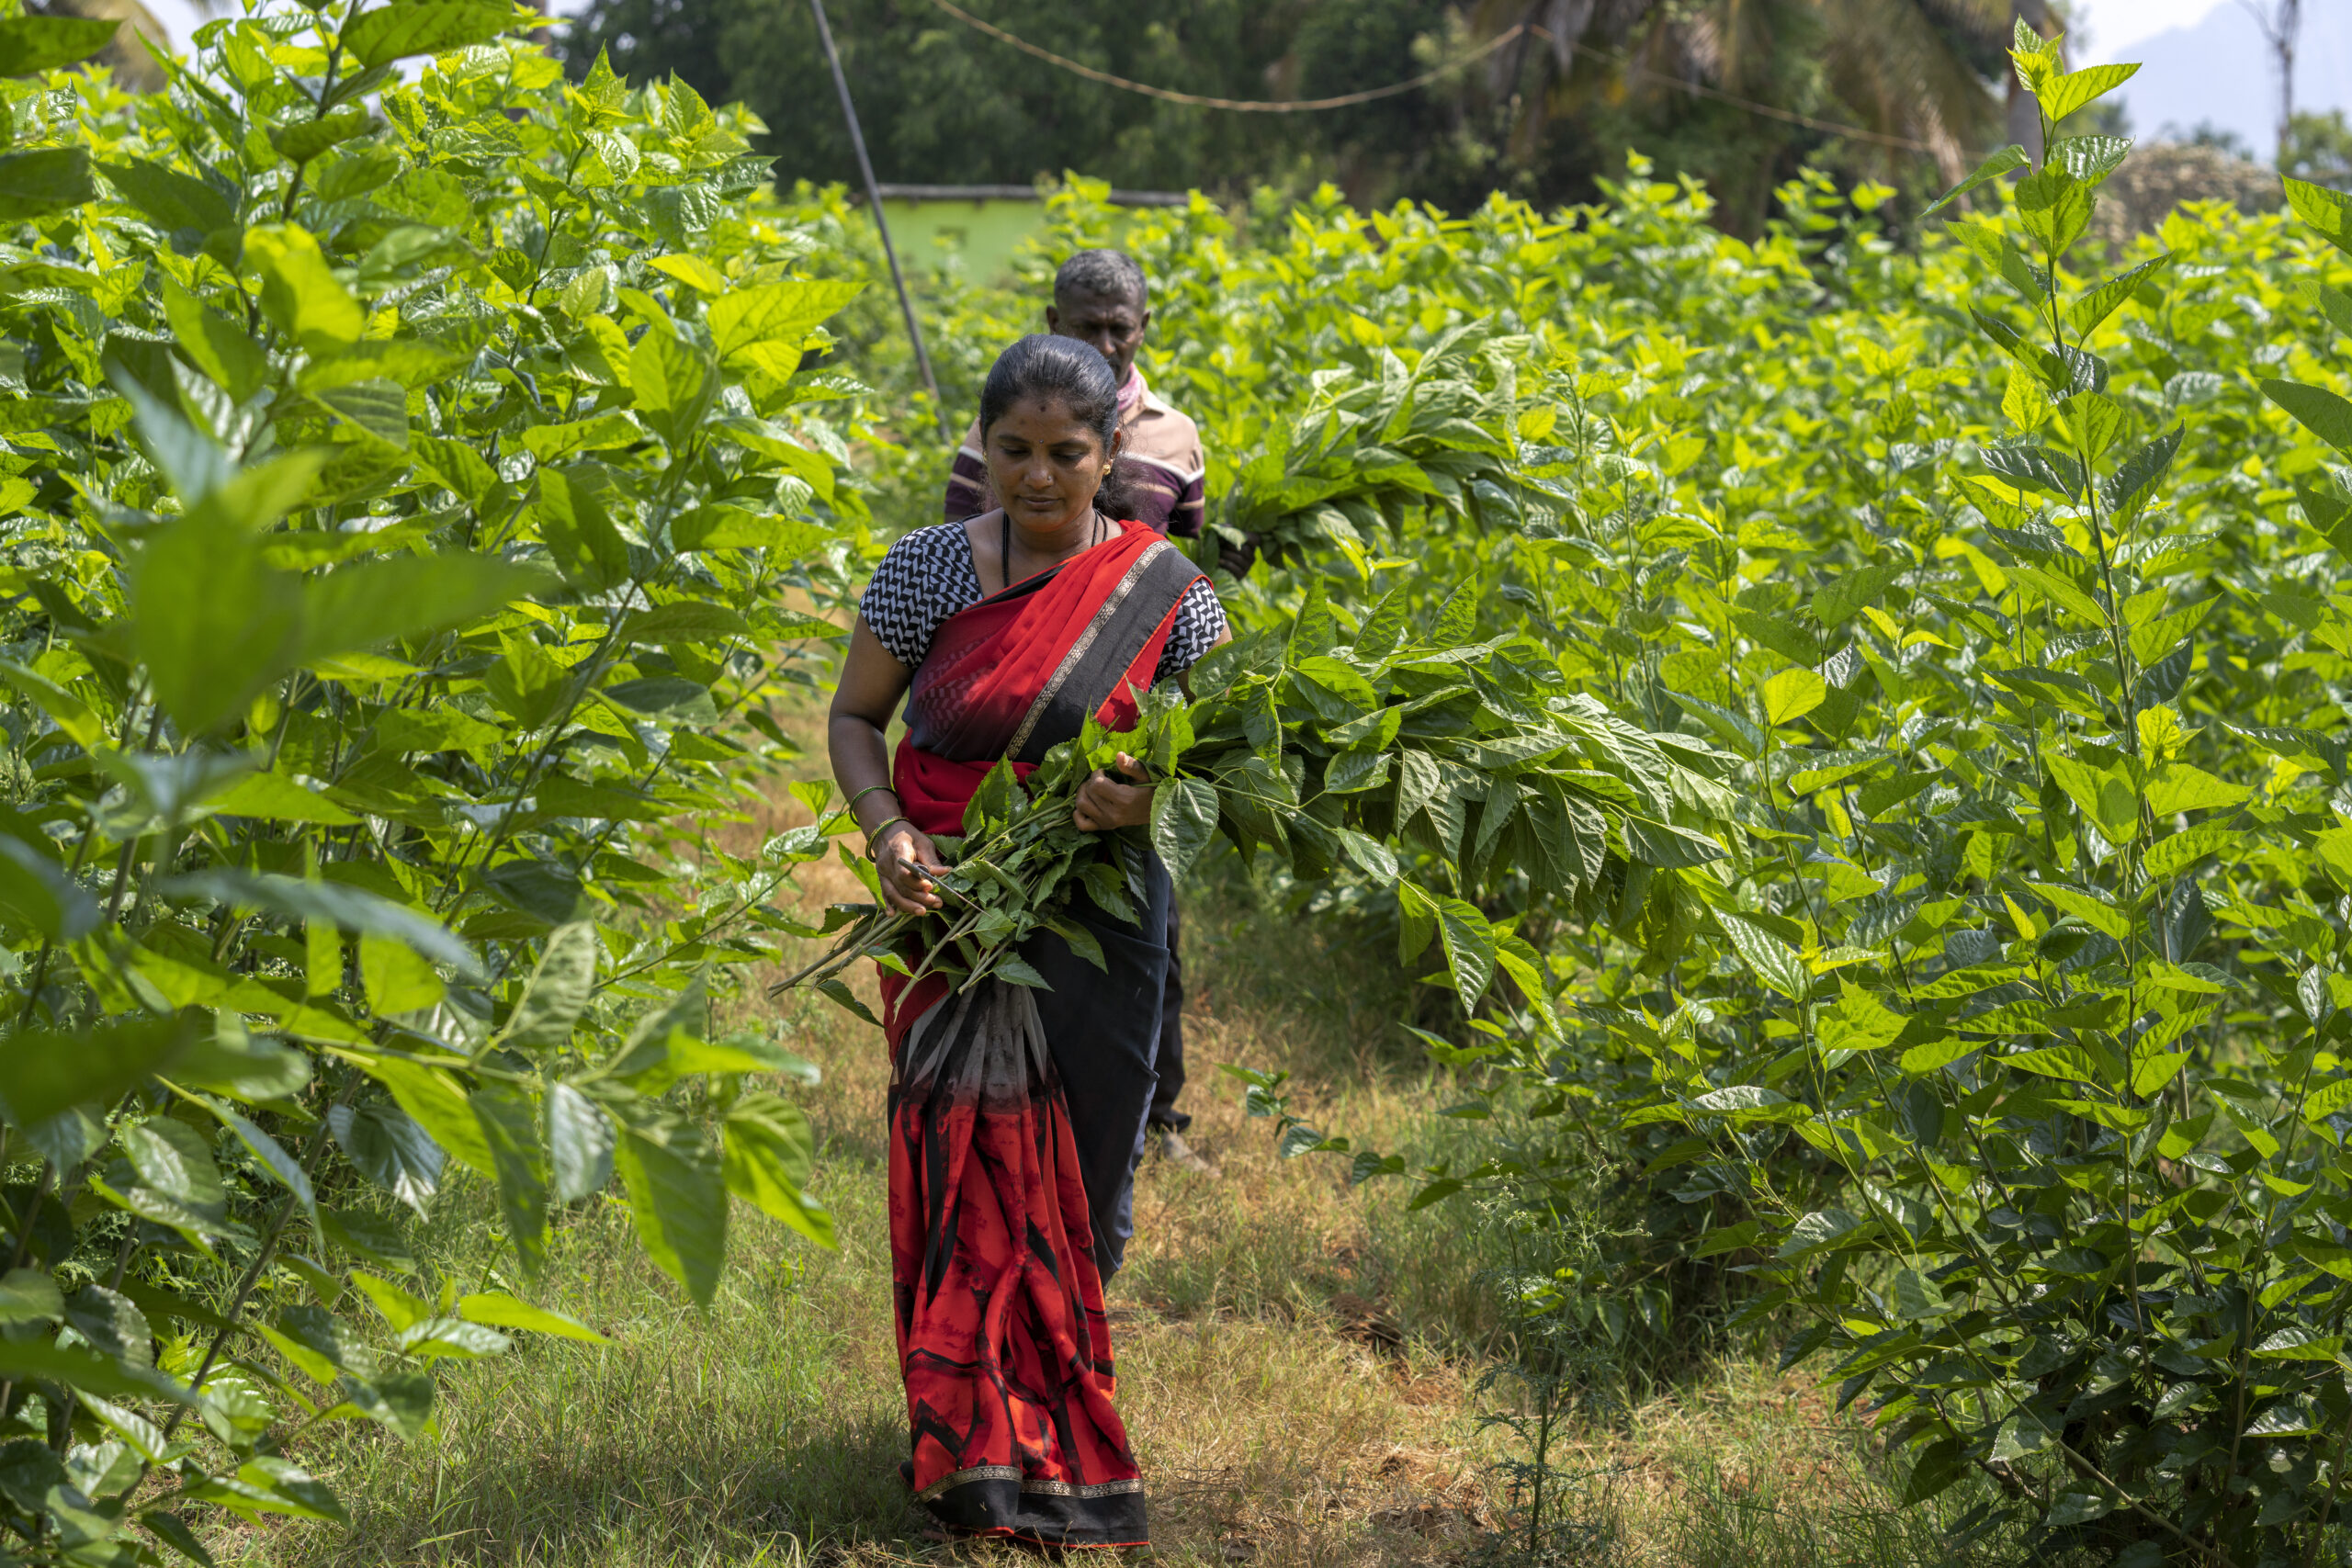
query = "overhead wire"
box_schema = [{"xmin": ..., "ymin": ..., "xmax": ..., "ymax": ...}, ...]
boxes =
[
  {"xmin": 1584, "ymin": 45, "xmax": 1942, "ymax": 154},
  {"xmin": 922, "ymin": 0, "xmax": 1531, "ymax": 112},
  {"xmin": 920, "ymin": 0, "xmax": 1943, "ymax": 155}
]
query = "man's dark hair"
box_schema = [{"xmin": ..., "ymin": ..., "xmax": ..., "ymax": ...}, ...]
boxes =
[
  {"xmin": 1054, "ymin": 249, "xmax": 1147, "ymax": 308},
  {"xmin": 978, "ymin": 333, "xmax": 1140, "ymax": 516}
]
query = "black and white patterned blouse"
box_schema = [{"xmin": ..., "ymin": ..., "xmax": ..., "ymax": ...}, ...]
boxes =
[{"xmin": 860, "ymin": 521, "xmax": 1227, "ymax": 684}]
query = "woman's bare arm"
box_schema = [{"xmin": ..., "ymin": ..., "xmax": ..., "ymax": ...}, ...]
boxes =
[{"xmin": 829, "ymin": 618, "xmax": 945, "ymax": 914}]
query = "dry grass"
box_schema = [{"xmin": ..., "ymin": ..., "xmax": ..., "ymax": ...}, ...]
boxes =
[
  {"xmin": 218, "ymin": 699, "xmax": 1969, "ymax": 1568},
  {"xmin": 1495, "ymin": 1360, "xmax": 2018, "ymax": 1567}
]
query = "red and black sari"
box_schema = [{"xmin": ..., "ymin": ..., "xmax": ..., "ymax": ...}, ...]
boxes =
[{"xmin": 879, "ymin": 518, "xmax": 1204, "ymax": 1549}]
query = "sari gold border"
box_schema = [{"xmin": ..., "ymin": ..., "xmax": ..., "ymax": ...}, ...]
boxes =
[
  {"xmin": 914, "ymin": 1463, "xmax": 1021, "ymax": 1503},
  {"xmin": 1003, "ymin": 539, "xmax": 1170, "ymax": 762}
]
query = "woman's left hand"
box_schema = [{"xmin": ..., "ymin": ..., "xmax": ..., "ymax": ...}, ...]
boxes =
[{"xmin": 1073, "ymin": 751, "xmax": 1154, "ymax": 832}]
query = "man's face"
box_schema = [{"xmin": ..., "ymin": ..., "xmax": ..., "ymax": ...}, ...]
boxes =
[{"xmin": 1046, "ymin": 288, "xmax": 1149, "ymax": 385}]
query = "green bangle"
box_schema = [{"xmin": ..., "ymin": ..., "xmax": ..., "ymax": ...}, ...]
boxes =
[
  {"xmin": 845, "ymin": 782, "xmax": 897, "ymax": 815},
  {"xmin": 864, "ymin": 816, "xmax": 912, "ymax": 861}
]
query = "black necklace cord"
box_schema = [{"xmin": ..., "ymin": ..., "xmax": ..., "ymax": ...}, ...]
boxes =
[{"xmin": 998, "ymin": 504, "xmax": 1107, "ymax": 593}]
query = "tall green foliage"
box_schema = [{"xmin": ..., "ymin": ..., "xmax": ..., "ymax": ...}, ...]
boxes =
[
  {"xmin": 1198, "ymin": 33, "xmax": 2352, "ymax": 1564},
  {"xmin": 801, "ymin": 18, "xmax": 2352, "ymax": 1553},
  {"xmin": 0, "ymin": 6, "xmax": 876, "ymax": 1561},
  {"xmin": 1538, "ymin": 36, "xmax": 2352, "ymax": 1558}
]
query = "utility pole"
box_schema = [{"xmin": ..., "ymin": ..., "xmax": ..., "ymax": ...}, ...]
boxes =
[
  {"xmin": 808, "ymin": 0, "xmax": 955, "ymax": 446},
  {"xmin": 2240, "ymin": 0, "xmax": 2303, "ymax": 165}
]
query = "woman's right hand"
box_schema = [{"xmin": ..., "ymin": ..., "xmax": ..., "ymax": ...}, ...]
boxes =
[{"xmin": 873, "ymin": 820, "xmax": 949, "ymax": 915}]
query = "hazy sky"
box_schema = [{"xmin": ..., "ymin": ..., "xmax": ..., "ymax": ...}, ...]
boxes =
[
  {"xmin": 135, "ymin": 0, "xmax": 204, "ymax": 53},
  {"xmin": 2074, "ymin": 0, "xmax": 2238, "ymax": 57},
  {"xmin": 2071, "ymin": 0, "xmax": 2349, "ymax": 153}
]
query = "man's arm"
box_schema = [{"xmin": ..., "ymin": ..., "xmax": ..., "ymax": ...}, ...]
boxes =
[
  {"xmin": 1167, "ymin": 470, "xmax": 1205, "ymax": 539},
  {"xmin": 942, "ymin": 423, "xmax": 991, "ymax": 524},
  {"xmin": 1185, "ymin": 433, "xmax": 1257, "ymax": 577}
]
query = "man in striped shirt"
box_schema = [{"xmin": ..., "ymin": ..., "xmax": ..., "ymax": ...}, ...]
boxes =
[
  {"xmin": 944, "ymin": 250, "xmax": 1207, "ymax": 539},
  {"xmin": 942, "ymin": 248, "xmax": 1221, "ymax": 1178}
]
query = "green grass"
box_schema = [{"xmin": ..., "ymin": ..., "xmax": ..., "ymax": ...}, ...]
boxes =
[{"xmin": 218, "ymin": 802, "xmax": 1995, "ymax": 1568}]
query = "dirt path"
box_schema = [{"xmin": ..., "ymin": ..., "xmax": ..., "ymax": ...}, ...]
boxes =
[
  {"xmin": 242, "ymin": 718, "xmax": 1918, "ymax": 1568},
  {"xmin": 741, "ymin": 773, "xmax": 1503, "ymax": 1565}
]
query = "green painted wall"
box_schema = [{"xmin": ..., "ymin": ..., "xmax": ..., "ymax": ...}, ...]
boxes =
[
  {"xmin": 874, "ymin": 197, "xmax": 1044, "ymax": 286},
  {"xmin": 864, "ymin": 197, "xmax": 1170, "ymax": 288}
]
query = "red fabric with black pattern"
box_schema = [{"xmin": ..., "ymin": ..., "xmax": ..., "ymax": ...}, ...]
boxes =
[{"xmin": 871, "ymin": 519, "xmax": 1182, "ymax": 1547}]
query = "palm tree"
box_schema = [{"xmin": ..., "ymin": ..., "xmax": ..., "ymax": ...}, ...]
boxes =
[
  {"xmin": 1468, "ymin": 0, "xmax": 2010, "ymax": 188},
  {"xmin": 30, "ymin": 0, "xmax": 171, "ymax": 90}
]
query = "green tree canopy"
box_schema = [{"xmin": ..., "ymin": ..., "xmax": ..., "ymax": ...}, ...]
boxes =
[
  {"xmin": 2281, "ymin": 107, "xmax": 2352, "ymax": 189},
  {"xmin": 556, "ymin": 0, "xmax": 2017, "ymax": 227},
  {"xmin": 559, "ymin": 0, "xmax": 1494, "ymax": 209}
]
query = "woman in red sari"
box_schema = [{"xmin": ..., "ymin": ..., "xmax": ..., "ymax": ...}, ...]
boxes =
[{"xmin": 828, "ymin": 334, "xmax": 1228, "ymax": 1549}]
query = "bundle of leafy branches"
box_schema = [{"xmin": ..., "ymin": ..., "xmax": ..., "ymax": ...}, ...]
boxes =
[
  {"xmin": 779, "ymin": 575, "xmax": 1739, "ymax": 1017},
  {"xmin": 0, "ymin": 9, "xmax": 881, "ymax": 1563},
  {"xmin": 1213, "ymin": 321, "xmax": 1541, "ymax": 576}
]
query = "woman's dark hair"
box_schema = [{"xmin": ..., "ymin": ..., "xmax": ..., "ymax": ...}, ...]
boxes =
[{"xmin": 977, "ymin": 333, "xmax": 1140, "ymax": 520}]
